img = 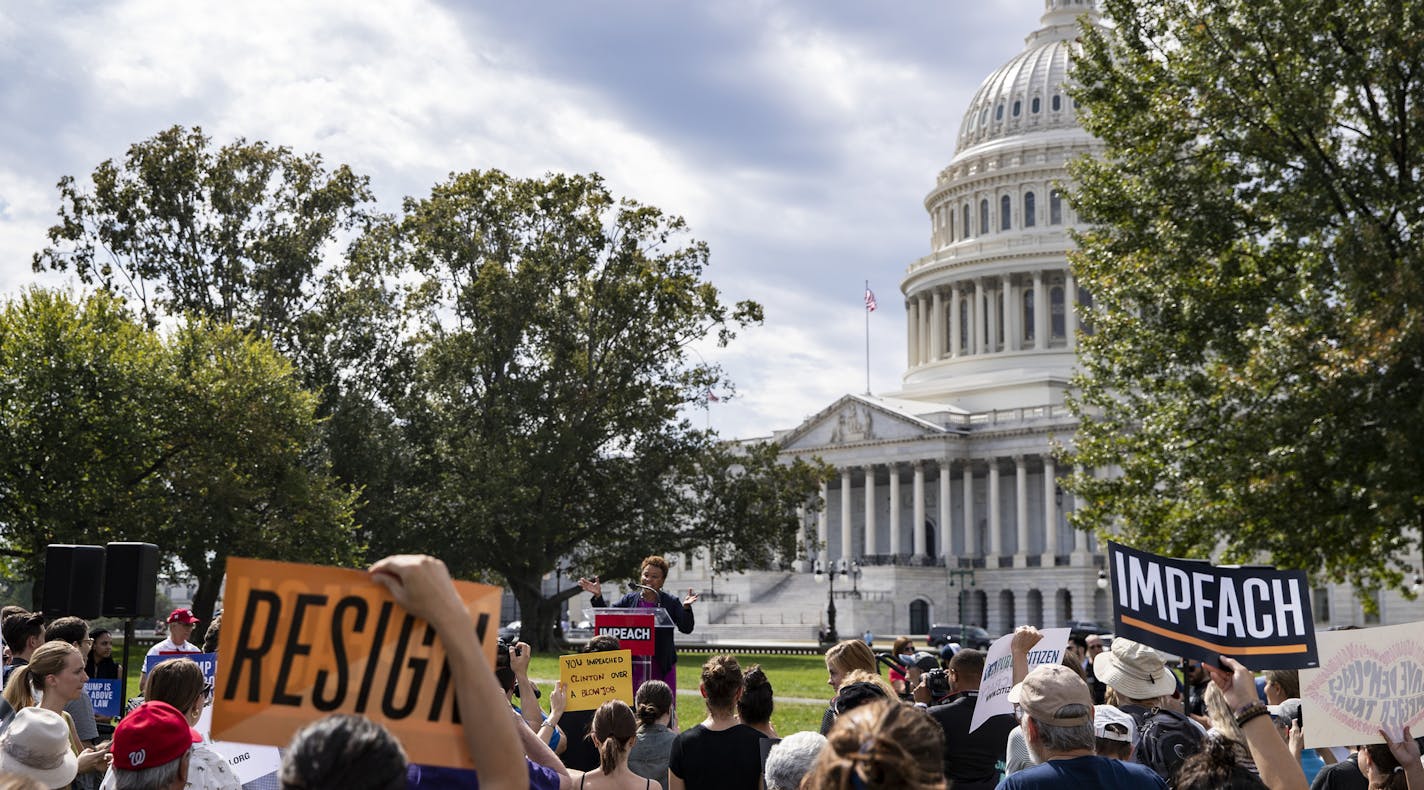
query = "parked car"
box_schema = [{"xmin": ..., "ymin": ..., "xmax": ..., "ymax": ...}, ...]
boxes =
[
  {"xmin": 1065, "ymin": 620, "xmax": 1113, "ymax": 641},
  {"xmin": 926, "ymin": 623, "xmax": 993, "ymax": 650}
]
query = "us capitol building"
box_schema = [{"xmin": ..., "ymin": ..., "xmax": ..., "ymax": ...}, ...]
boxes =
[{"xmin": 567, "ymin": 0, "xmax": 1424, "ymax": 641}]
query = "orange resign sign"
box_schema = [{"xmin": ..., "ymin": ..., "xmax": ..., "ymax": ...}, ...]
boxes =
[{"xmin": 212, "ymin": 557, "xmax": 502, "ymax": 769}]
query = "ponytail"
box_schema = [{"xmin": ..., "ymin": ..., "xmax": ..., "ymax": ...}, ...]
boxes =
[
  {"xmin": 3, "ymin": 641, "xmax": 80, "ymax": 711},
  {"xmin": 2, "ymin": 664, "xmax": 37, "ymax": 709},
  {"xmin": 591, "ymin": 700, "xmax": 638, "ymax": 774}
]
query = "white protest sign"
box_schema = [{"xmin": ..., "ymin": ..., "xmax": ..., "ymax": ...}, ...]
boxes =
[
  {"xmin": 207, "ymin": 741, "xmax": 283, "ymax": 785},
  {"xmin": 1301, "ymin": 621, "xmax": 1424, "ymax": 748},
  {"xmin": 970, "ymin": 627, "xmax": 1071, "ymax": 733}
]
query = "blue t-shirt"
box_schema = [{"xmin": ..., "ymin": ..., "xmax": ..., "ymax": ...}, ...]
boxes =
[
  {"xmin": 407, "ymin": 759, "xmax": 562, "ymax": 790},
  {"xmin": 996, "ymin": 755, "xmax": 1166, "ymax": 790}
]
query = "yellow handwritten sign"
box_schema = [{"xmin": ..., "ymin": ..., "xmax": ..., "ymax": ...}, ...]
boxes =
[
  {"xmin": 212, "ymin": 557, "xmax": 502, "ymax": 769},
  {"xmin": 559, "ymin": 650, "xmax": 634, "ymax": 711}
]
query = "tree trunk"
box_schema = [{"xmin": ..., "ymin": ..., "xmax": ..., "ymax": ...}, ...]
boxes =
[
  {"xmin": 189, "ymin": 565, "xmax": 224, "ymax": 649},
  {"xmin": 508, "ymin": 576, "xmax": 587, "ymax": 653}
]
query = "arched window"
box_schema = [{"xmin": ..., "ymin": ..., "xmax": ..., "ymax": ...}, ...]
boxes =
[
  {"xmin": 979, "ymin": 199, "xmax": 989, "ymax": 235},
  {"xmin": 999, "ymin": 591, "xmax": 1016, "ymax": 636},
  {"xmin": 959, "ymin": 299, "xmax": 969, "ymax": 351},
  {"xmin": 963, "ymin": 204, "xmax": 971, "ymax": 238},
  {"xmin": 1031, "ymin": 97, "xmax": 1041, "ymax": 114},
  {"xmin": 1024, "ymin": 191, "xmax": 1036, "ymax": 227},
  {"xmin": 973, "ymin": 590, "xmax": 989, "ymax": 627},
  {"xmin": 1012, "ymin": 99, "xmax": 1021, "ymax": 117},
  {"xmin": 1027, "ymin": 589, "xmax": 1044, "ymax": 628},
  {"xmin": 1056, "ymin": 589, "xmax": 1073, "ymax": 627},
  {"xmin": 948, "ymin": 210, "xmax": 955, "ymax": 242},
  {"xmin": 1050, "ymin": 190, "xmax": 1063, "ymax": 225},
  {"xmin": 1050, "ymin": 286, "xmax": 1066, "ymax": 338},
  {"xmin": 1022, "ymin": 288, "xmax": 1035, "ymax": 342},
  {"xmin": 999, "ymin": 195, "xmax": 1012, "ymax": 231},
  {"xmin": 1052, "ymin": 95, "xmax": 1062, "ymax": 112},
  {"xmin": 980, "ymin": 108, "xmax": 988, "ymax": 126},
  {"xmin": 995, "ymin": 103, "xmax": 1004, "ymax": 121}
]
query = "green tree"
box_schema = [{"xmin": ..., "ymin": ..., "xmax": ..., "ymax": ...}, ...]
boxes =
[
  {"xmin": 1065, "ymin": 0, "xmax": 1424, "ymax": 599},
  {"xmin": 0, "ymin": 289, "xmax": 359, "ymax": 617},
  {"xmin": 352, "ymin": 169, "xmax": 825, "ymax": 649}
]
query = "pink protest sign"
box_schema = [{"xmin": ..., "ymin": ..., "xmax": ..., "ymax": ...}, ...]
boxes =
[{"xmin": 1300, "ymin": 621, "xmax": 1424, "ymax": 748}]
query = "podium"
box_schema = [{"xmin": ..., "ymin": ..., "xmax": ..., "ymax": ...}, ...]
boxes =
[{"xmin": 586, "ymin": 606, "xmax": 677, "ymax": 692}]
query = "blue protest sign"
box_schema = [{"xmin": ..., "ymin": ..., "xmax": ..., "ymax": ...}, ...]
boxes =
[
  {"xmin": 85, "ymin": 678, "xmax": 123, "ymax": 717},
  {"xmin": 145, "ymin": 651, "xmax": 218, "ymax": 683}
]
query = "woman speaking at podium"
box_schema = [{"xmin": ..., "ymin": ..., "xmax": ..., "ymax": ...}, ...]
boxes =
[{"xmin": 579, "ymin": 555, "xmax": 698, "ymax": 697}]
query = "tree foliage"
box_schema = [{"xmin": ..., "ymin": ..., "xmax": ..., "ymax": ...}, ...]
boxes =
[
  {"xmin": 0, "ymin": 289, "xmax": 360, "ymax": 614},
  {"xmin": 1066, "ymin": 0, "xmax": 1424, "ymax": 598},
  {"xmin": 347, "ymin": 169, "xmax": 825, "ymax": 648}
]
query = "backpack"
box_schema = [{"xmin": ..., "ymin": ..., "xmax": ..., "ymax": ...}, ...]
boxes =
[{"xmin": 1121, "ymin": 703, "xmax": 1205, "ymax": 783}]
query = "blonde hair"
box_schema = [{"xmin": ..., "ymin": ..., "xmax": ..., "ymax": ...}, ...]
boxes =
[
  {"xmin": 3, "ymin": 641, "xmax": 80, "ymax": 709},
  {"xmin": 825, "ymin": 640, "xmax": 877, "ymax": 678},
  {"xmin": 838, "ymin": 669, "xmax": 898, "ymax": 700},
  {"xmin": 804, "ymin": 700, "xmax": 946, "ymax": 789}
]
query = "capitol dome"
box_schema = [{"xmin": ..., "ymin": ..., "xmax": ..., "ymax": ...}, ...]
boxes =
[{"xmin": 897, "ymin": 0, "xmax": 1104, "ymax": 411}]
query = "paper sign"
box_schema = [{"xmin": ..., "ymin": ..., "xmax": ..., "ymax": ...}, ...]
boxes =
[
  {"xmin": 206, "ymin": 741, "xmax": 283, "ymax": 785},
  {"xmin": 970, "ymin": 627, "xmax": 1071, "ymax": 733},
  {"xmin": 212, "ymin": 557, "xmax": 503, "ymax": 770},
  {"xmin": 85, "ymin": 678, "xmax": 123, "ymax": 717},
  {"xmin": 594, "ymin": 612, "xmax": 656, "ymax": 657},
  {"xmin": 559, "ymin": 650, "xmax": 634, "ymax": 711},
  {"xmin": 1108, "ymin": 541, "xmax": 1318, "ymax": 669},
  {"xmin": 1301, "ymin": 622, "xmax": 1424, "ymax": 748},
  {"xmin": 144, "ymin": 652, "xmax": 218, "ymax": 735}
]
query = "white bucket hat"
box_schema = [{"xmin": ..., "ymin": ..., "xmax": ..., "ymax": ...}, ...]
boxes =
[
  {"xmin": 0, "ymin": 707, "xmax": 80, "ymax": 789},
  {"xmin": 1092, "ymin": 637, "xmax": 1177, "ymax": 699}
]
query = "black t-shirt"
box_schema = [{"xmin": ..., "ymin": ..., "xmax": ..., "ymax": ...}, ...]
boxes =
[
  {"xmin": 558, "ymin": 709, "xmax": 599, "ymax": 772},
  {"xmin": 1310, "ymin": 754, "xmax": 1367, "ymax": 790},
  {"xmin": 928, "ymin": 691, "xmax": 1016, "ymax": 790},
  {"xmin": 668, "ymin": 723, "xmax": 767, "ymax": 790}
]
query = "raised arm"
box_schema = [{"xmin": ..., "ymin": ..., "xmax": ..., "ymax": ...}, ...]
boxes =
[
  {"xmin": 1208, "ymin": 656, "xmax": 1307, "ymax": 790},
  {"xmin": 370, "ymin": 555, "xmax": 528, "ymax": 790}
]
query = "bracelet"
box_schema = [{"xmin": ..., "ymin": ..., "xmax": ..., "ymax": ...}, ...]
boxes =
[{"xmin": 1235, "ymin": 704, "xmax": 1269, "ymax": 728}]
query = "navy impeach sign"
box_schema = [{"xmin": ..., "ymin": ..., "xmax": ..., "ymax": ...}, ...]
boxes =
[{"xmin": 1108, "ymin": 541, "xmax": 1319, "ymax": 670}]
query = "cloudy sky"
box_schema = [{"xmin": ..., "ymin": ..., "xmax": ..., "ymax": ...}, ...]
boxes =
[{"xmin": 0, "ymin": 1, "xmax": 1058, "ymax": 439}]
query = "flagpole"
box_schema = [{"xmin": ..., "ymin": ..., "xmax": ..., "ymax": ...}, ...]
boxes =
[{"xmin": 864, "ymin": 280, "xmax": 871, "ymax": 395}]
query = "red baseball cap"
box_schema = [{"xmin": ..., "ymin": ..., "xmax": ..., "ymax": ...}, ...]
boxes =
[
  {"xmin": 111, "ymin": 702, "xmax": 201, "ymax": 771},
  {"xmin": 166, "ymin": 608, "xmax": 200, "ymax": 625}
]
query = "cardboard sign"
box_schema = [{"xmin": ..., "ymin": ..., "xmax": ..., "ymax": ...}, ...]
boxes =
[
  {"xmin": 85, "ymin": 678, "xmax": 123, "ymax": 717},
  {"xmin": 594, "ymin": 612, "xmax": 655, "ymax": 656},
  {"xmin": 212, "ymin": 557, "xmax": 503, "ymax": 770},
  {"xmin": 1108, "ymin": 541, "xmax": 1318, "ymax": 669},
  {"xmin": 559, "ymin": 650, "xmax": 634, "ymax": 711},
  {"xmin": 1301, "ymin": 622, "xmax": 1424, "ymax": 748},
  {"xmin": 970, "ymin": 627, "xmax": 1070, "ymax": 733}
]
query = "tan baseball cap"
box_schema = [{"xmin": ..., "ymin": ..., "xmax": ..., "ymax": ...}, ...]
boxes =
[{"xmin": 1008, "ymin": 664, "xmax": 1094, "ymax": 726}]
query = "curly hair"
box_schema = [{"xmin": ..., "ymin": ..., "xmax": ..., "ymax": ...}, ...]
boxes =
[
  {"xmin": 700, "ymin": 654, "xmax": 744, "ymax": 711},
  {"xmin": 280, "ymin": 714, "xmax": 407, "ymax": 790},
  {"xmin": 640, "ymin": 555, "xmax": 670, "ymax": 579},
  {"xmin": 803, "ymin": 699, "xmax": 945, "ymax": 789},
  {"xmin": 1173, "ymin": 736, "xmax": 1266, "ymax": 790}
]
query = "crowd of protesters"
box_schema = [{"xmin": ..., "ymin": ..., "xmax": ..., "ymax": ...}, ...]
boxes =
[{"xmin": 1, "ymin": 554, "xmax": 1421, "ymax": 790}]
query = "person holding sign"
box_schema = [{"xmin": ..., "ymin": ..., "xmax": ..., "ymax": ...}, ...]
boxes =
[
  {"xmin": 579, "ymin": 557, "xmax": 696, "ymax": 697},
  {"xmin": 111, "ymin": 658, "xmax": 241, "ymax": 790}
]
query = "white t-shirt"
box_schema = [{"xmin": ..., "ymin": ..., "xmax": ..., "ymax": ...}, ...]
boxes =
[{"xmin": 146, "ymin": 639, "xmax": 202, "ymax": 658}]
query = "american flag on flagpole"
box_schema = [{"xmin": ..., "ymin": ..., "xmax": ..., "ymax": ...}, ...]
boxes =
[
  {"xmin": 865, "ymin": 288, "xmax": 878, "ymax": 312},
  {"xmin": 706, "ymin": 389, "xmax": 720, "ymax": 402}
]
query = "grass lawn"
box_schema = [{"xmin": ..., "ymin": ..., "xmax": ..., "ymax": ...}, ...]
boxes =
[{"xmin": 526, "ymin": 649, "xmax": 832, "ymax": 736}]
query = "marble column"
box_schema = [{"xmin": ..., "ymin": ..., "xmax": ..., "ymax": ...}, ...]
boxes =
[
  {"xmin": 907, "ymin": 298, "xmax": 919, "ymax": 367},
  {"xmin": 863, "ymin": 465, "xmax": 877, "ymax": 558},
  {"xmin": 1033, "ymin": 270, "xmax": 1047, "ymax": 351},
  {"xmin": 988, "ymin": 459, "xmax": 1002, "ymax": 561},
  {"xmin": 1066, "ymin": 271, "xmax": 1079, "ymax": 350},
  {"xmin": 913, "ymin": 462, "xmax": 927, "ymax": 557},
  {"xmin": 950, "ymin": 283, "xmax": 963, "ymax": 358},
  {"xmin": 962, "ymin": 463, "xmax": 977, "ymax": 557},
  {"xmin": 840, "ymin": 467, "xmax": 853, "ymax": 562},
  {"xmin": 889, "ymin": 464, "xmax": 902, "ymax": 559},
  {"xmin": 1005, "ymin": 274, "xmax": 1020, "ymax": 352},
  {"xmin": 939, "ymin": 460, "xmax": 953, "ymax": 563},
  {"xmin": 972, "ymin": 279, "xmax": 984, "ymax": 355},
  {"xmin": 1014, "ymin": 455, "xmax": 1030, "ymax": 566},
  {"xmin": 930, "ymin": 288, "xmax": 944, "ymax": 361},
  {"xmin": 817, "ymin": 480, "xmax": 830, "ymax": 567},
  {"xmin": 1042, "ymin": 455, "xmax": 1058, "ymax": 565},
  {"xmin": 986, "ymin": 282, "xmax": 999, "ymax": 352},
  {"xmin": 920, "ymin": 295, "xmax": 932, "ymax": 365}
]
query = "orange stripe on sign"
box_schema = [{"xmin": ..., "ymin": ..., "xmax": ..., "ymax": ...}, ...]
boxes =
[{"xmin": 1119, "ymin": 614, "xmax": 1308, "ymax": 655}]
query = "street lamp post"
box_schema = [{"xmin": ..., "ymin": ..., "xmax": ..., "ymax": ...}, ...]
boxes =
[
  {"xmin": 948, "ymin": 567, "xmax": 976, "ymax": 644},
  {"xmin": 815, "ymin": 560, "xmax": 838, "ymax": 643}
]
